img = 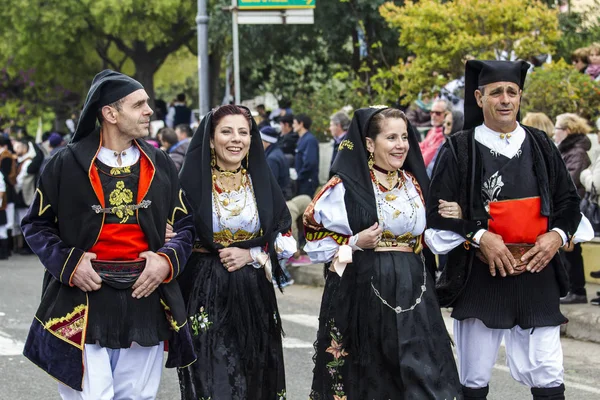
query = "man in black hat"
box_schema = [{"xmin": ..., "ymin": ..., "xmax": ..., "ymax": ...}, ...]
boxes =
[
  {"xmin": 20, "ymin": 70, "xmax": 196, "ymax": 398},
  {"xmin": 425, "ymin": 60, "xmax": 581, "ymax": 400}
]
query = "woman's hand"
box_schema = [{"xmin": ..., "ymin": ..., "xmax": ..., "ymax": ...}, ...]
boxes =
[
  {"xmin": 355, "ymin": 222, "xmax": 383, "ymax": 249},
  {"xmin": 438, "ymin": 200, "xmax": 463, "ymax": 219},
  {"xmin": 165, "ymin": 223, "xmax": 176, "ymax": 243},
  {"xmin": 218, "ymin": 247, "xmax": 253, "ymax": 272}
]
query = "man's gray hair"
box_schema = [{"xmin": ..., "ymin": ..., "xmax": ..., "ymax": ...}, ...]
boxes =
[
  {"xmin": 330, "ymin": 111, "xmax": 351, "ymax": 131},
  {"xmin": 433, "ymin": 98, "xmax": 452, "ymax": 112}
]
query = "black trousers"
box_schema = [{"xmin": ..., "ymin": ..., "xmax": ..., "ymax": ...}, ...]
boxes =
[{"xmin": 563, "ymin": 243, "xmax": 586, "ymax": 296}]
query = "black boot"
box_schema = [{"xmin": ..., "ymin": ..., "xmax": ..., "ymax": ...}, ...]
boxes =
[
  {"xmin": 531, "ymin": 384, "xmax": 565, "ymax": 400},
  {"xmin": 0, "ymin": 239, "xmax": 8, "ymax": 260},
  {"xmin": 462, "ymin": 385, "xmax": 489, "ymax": 399}
]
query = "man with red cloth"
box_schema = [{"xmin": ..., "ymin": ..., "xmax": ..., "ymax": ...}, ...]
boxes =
[
  {"xmin": 20, "ymin": 70, "xmax": 196, "ymax": 399},
  {"xmin": 425, "ymin": 60, "xmax": 582, "ymax": 400}
]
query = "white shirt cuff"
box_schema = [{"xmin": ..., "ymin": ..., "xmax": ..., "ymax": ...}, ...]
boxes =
[
  {"xmin": 551, "ymin": 228, "xmax": 568, "ymax": 246},
  {"xmin": 472, "ymin": 229, "xmax": 486, "ymax": 245},
  {"xmin": 349, "ymin": 234, "xmax": 362, "ymax": 251}
]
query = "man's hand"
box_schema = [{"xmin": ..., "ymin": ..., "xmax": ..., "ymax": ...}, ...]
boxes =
[
  {"xmin": 521, "ymin": 231, "xmax": 563, "ymax": 273},
  {"xmin": 218, "ymin": 247, "xmax": 253, "ymax": 272},
  {"xmin": 165, "ymin": 223, "xmax": 176, "ymax": 243},
  {"xmin": 132, "ymin": 251, "xmax": 171, "ymax": 299},
  {"xmin": 71, "ymin": 252, "xmax": 102, "ymax": 292},
  {"xmin": 355, "ymin": 222, "xmax": 383, "ymax": 249},
  {"xmin": 479, "ymin": 231, "xmax": 516, "ymax": 277}
]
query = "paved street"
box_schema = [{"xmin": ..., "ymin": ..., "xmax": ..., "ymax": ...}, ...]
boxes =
[{"xmin": 2, "ymin": 255, "xmax": 600, "ymax": 399}]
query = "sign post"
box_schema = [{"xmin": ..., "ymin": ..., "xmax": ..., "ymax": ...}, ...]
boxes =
[{"xmin": 229, "ymin": 0, "xmax": 316, "ymax": 104}]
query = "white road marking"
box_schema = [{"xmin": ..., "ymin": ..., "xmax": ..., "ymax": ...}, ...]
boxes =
[
  {"xmin": 282, "ymin": 337, "xmax": 313, "ymax": 349},
  {"xmin": 280, "ymin": 314, "xmax": 319, "ymax": 330},
  {"xmin": 0, "ymin": 330, "xmax": 24, "ymax": 356}
]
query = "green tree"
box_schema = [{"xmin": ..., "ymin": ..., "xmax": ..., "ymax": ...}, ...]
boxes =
[
  {"xmin": 0, "ymin": 0, "xmax": 198, "ymax": 110},
  {"xmin": 522, "ymin": 59, "xmax": 600, "ymax": 122},
  {"xmin": 379, "ymin": 0, "xmax": 561, "ymax": 101}
]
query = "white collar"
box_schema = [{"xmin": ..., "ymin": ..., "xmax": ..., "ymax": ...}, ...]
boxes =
[
  {"xmin": 97, "ymin": 145, "xmax": 140, "ymax": 168},
  {"xmin": 474, "ymin": 123, "xmax": 526, "ymax": 159}
]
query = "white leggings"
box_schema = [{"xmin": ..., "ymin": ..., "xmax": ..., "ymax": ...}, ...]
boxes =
[
  {"xmin": 58, "ymin": 342, "xmax": 164, "ymax": 400},
  {"xmin": 454, "ymin": 318, "xmax": 563, "ymax": 389}
]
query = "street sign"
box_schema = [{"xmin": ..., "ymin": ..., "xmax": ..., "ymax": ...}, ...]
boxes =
[
  {"xmin": 238, "ymin": 0, "xmax": 315, "ymax": 10},
  {"xmin": 238, "ymin": 9, "xmax": 314, "ymax": 24}
]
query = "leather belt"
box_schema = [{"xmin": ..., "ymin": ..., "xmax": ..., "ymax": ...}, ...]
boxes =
[
  {"xmin": 91, "ymin": 258, "xmax": 146, "ymax": 289},
  {"xmin": 475, "ymin": 243, "xmax": 534, "ymax": 276}
]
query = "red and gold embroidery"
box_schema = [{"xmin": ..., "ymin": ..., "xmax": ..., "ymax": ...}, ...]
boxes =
[{"xmin": 44, "ymin": 304, "xmax": 87, "ymax": 349}]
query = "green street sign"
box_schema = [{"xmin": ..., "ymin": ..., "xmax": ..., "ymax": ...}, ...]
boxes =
[{"xmin": 238, "ymin": 0, "xmax": 316, "ymax": 10}]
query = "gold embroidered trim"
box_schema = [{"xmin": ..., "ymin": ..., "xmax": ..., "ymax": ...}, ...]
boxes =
[
  {"xmin": 168, "ymin": 189, "xmax": 189, "ymax": 225},
  {"xmin": 165, "ymin": 246, "xmax": 180, "ymax": 276},
  {"xmin": 41, "ymin": 303, "xmax": 88, "ymax": 350},
  {"xmin": 109, "ymin": 166, "xmax": 131, "ymax": 175},
  {"xmin": 160, "ymin": 299, "xmax": 188, "ymax": 332},
  {"xmin": 36, "ymin": 188, "xmax": 51, "ymax": 216},
  {"xmin": 338, "ymin": 139, "xmax": 354, "ymax": 151},
  {"xmin": 59, "ymin": 248, "xmax": 76, "ymax": 282},
  {"xmin": 213, "ymin": 229, "xmax": 259, "ymax": 247},
  {"xmin": 305, "ymin": 230, "xmax": 350, "ymax": 245}
]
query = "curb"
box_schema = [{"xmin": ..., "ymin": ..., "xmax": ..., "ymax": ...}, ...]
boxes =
[{"xmin": 289, "ymin": 264, "xmax": 600, "ymax": 345}]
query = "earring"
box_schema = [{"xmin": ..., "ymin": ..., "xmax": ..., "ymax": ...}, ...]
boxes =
[
  {"xmin": 368, "ymin": 152, "xmax": 374, "ymax": 169},
  {"xmin": 210, "ymin": 148, "xmax": 216, "ymax": 168},
  {"xmin": 242, "ymin": 151, "xmax": 249, "ymax": 174}
]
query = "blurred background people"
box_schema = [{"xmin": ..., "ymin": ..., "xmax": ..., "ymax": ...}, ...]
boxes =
[{"xmin": 555, "ymin": 113, "xmax": 592, "ymax": 304}]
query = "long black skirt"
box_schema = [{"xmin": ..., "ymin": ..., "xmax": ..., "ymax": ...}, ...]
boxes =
[
  {"xmin": 177, "ymin": 252, "xmax": 286, "ymax": 400},
  {"xmin": 310, "ymin": 252, "xmax": 462, "ymax": 400}
]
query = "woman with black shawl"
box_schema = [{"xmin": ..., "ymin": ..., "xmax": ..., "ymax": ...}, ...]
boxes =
[
  {"xmin": 177, "ymin": 105, "xmax": 296, "ymax": 399},
  {"xmin": 304, "ymin": 107, "xmax": 461, "ymax": 399}
]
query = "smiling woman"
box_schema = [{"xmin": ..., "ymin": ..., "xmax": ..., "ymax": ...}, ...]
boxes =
[
  {"xmin": 304, "ymin": 107, "xmax": 461, "ymax": 399},
  {"xmin": 177, "ymin": 105, "xmax": 297, "ymax": 399}
]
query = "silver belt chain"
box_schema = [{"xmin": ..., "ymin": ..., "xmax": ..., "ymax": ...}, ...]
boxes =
[{"xmin": 370, "ymin": 259, "xmax": 427, "ymax": 314}]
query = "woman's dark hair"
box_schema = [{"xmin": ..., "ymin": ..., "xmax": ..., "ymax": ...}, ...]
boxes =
[
  {"xmin": 211, "ymin": 105, "xmax": 252, "ymax": 138},
  {"xmin": 366, "ymin": 108, "xmax": 408, "ymax": 140}
]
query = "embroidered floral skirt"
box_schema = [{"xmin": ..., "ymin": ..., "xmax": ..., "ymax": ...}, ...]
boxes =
[
  {"xmin": 177, "ymin": 252, "xmax": 286, "ymax": 400},
  {"xmin": 310, "ymin": 252, "xmax": 462, "ymax": 400}
]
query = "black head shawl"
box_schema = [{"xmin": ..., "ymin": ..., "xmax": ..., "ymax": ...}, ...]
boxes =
[
  {"xmin": 328, "ymin": 106, "xmax": 430, "ymax": 363},
  {"xmin": 72, "ymin": 70, "xmax": 144, "ymax": 143},
  {"xmin": 463, "ymin": 60, "xmax": 529, "ymax": 130},
  {"xmin": 179, "ymin": 106, "xmax": 292, "ymax": 361},
  {"xmin": 179, "ymin": 106, "xmax": 291, "ymax": 282}
]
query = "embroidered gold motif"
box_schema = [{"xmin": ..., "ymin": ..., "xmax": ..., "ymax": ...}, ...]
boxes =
[
  {"xmin": 168, "ymin": 189, "xmax": 189, "ymax": 225},
  {"xmin": 338, "ymin": 139, "xmax": 354, "ymax": 152},
  {"xmin": 44, "ymin": 304, "xmax": 87, "ymax": 349},
  {"xmin": 36, "ymin": 188, "xmax": 51, "ymax": 216},
  {"xmin": 109, "ymin": 181, "xmax": 134, "ymax": 223},
  {"xmin": 213, "ymin": 229, "xmax": 260, "ymax": 247},
  {"xmin": 109, "ymin": 166, "xmax": 131, "ymax": 176}
]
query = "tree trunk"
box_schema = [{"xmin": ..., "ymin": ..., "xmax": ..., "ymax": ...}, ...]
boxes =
[{"xmin": 133, "ymin": 61, "xmax": 157, "ymax": 112}]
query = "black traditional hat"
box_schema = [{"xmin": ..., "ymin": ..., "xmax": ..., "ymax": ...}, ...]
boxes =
[
  {"xmin": 72, "ymin": 70, "xmax": 144, "ymax": 142},
  {"xmin": 463, "ymin": 60, "xmax": 529, "ymax": 130}
]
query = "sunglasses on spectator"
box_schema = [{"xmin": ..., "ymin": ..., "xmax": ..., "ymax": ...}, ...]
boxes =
[{"xmin": 430, "ymin": 111, "xmax": 445, "ymax": 116}]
